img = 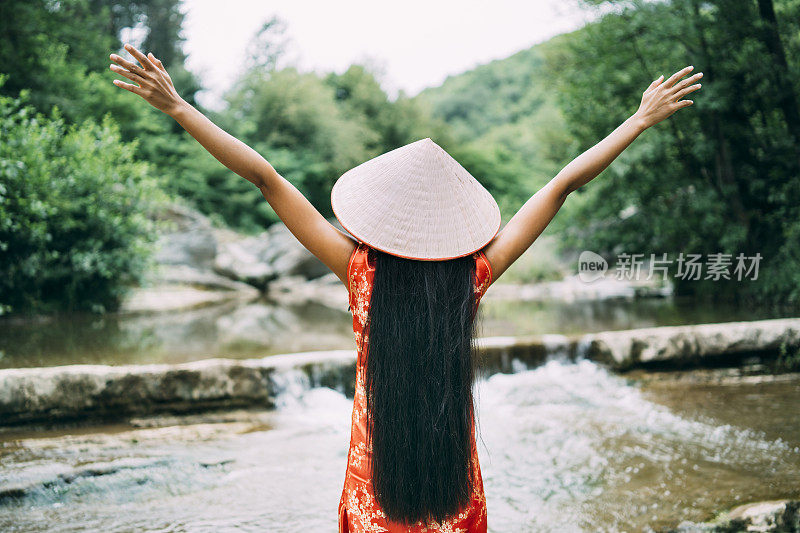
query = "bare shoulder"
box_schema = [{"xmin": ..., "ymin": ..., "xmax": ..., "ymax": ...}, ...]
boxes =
[
  {"xmin": 481, "ymin": 228, "xmax": 516, "ymax": 285},
  {"xmin": 328, "ymin": 230, "xmax": 359, "ymax": 288}
]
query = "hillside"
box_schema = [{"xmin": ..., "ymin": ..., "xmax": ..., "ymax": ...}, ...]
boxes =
[{"xmin": 413, "ymin": 33, "xmax": 579, "ymax": 191}]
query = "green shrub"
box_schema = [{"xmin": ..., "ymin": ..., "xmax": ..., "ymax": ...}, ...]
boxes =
[
  {"xmin": 776, "ymin": 341, "xmax": 800, "ymax": 372},
  {"xmin": 0, "ymin": 83, "xmax": 168, "ymax": 315}
]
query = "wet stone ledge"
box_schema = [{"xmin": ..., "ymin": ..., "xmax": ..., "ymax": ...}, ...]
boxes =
[
  {"xmin": 0, "ymin": 352, "xmax": 357, "ymax": 427},
  {"xmin": 583, "ymin": 317, "xmax": 800, "ymax": 371},
  {"xmin": 669, "ymin": 499, "xmax": 800, "ymax": 532},
  {"xmin": 1, "ymin": 318, "xmax": 799, "ymax": 426}
]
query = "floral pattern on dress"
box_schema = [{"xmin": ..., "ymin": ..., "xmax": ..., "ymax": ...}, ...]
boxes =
[
  {"xmin": 349, "ymin": 441, "xmax": 368, "ymax": 469},
  {"xmin": 346, "ymin": 484, "xmax": 390, "ymax": 533},
  {"xmin": 339, "ymin": 241, "xmax": 492, "ymax": 533}
]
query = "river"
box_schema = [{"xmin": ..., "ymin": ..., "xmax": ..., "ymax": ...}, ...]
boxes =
[
  {"xmin": 1, "ymin": 295, "xmax": 798, "ymax": 531},
  {"xmin": 0, "ymin": 294, "xmax": 790, "ymax": 369},
  {"xmin": 1, "ymin": 358, "xmax": 799, "ymax": 531}
]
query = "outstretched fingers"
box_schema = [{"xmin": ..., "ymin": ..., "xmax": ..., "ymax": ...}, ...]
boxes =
[
  {"xmin": 668, "ymin": 72, "xmax": 703, "ymax": 97},
  {"xmin": 108, "ymin": 43, "xmax": 182, "ymax": 113},
  {"xmin": 644, "ymin": 74, "xmax": 664, "ymax": 94},
  {"xmin": 112, "ymin": 79, "xmax": 145, "ymax": 96},
  {"xmin": 109, "ymin": 53, "xmax": 146, "ymax": 77},
  {"xmin": 674, "ymin": 82, "xmax": 702, "ymax": 101},
  {"xmin": 148, "ymin": 52, "xmax": 165, "ymax": 72},
  {"xmin": 109, "ymin": 45, "xmax": 174, "ymax": 92},
  {"xmin": 147, "ymin": 52, "xmax": 173, "ymax": 84},
  {"xmin": 123, "ymin": 43, "xmax": 158, "ymax": 71},
  {"xmin": 109, "ymin": 63, "xmax": 147, "ymax": 85},
  {"xmin": 675, "ymin": 71, "xmax": 703, "ymax": 87},
  {"xmin": 663, "ymin": 65, "xmax": 694, "ymax": 90}
]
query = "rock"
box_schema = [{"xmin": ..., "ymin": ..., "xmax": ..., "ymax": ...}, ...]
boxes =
[
  {"xmin": 119, "ymin": 284, "xmax": 258, "ymax": 314},
  {"xmin": 584, "ymin": 318, "xmax": 800, "ymax": 371},
  {"xmin": 210, "ymin": 218, "xmax": 343, "ymax": 289},
  {"xmin": 261, "ymin": 221, "xmax": 335, "ymax": 279},
  {"xmin": 149, "ymin": 202, "xmax": 339, "ymax": 286},
  {"xmin": 0, "ymin": 333, "xmax": 575, "ymax": 425},
  {"xmin": 120, "ymin": 263, "xmax": 260, "ymax": 315},
  {"xmin": 670, "ymin": 499, "xmax": 800, "ymax": 532},
  {"xmin": 267, "ymin": 272, "xmax": 346, "ymax": 308},
  {"xmin": 151, "ymin": 203, "xmax": 218, "ymax": 269},
  {"xmin": 124, "ymin": 202, "xmax": 349, "ymax": 312},
  {"xmin": 212, "ymin": 233, "xmax": 277, "ymax": 289},
  {"xmin": 5, "ymin": 318, "xmax": 799, "ymax": 425},
  {"xmin": 0, "ymin": 351, "xmax": 357, "ymax": 426},
  {"xmin": 148, "ymin": 264, "xmax": 263, "ymax": 293},
  {"xmin": 726, "ymin": 500, "xmax": 800, "ymax": 532},
  {"xmin": 135, "ymin": 203, "xmax": 341, "ymax": 313},
  {"xmin": 123, "ymin": 203, "xmax": 265, "ymax": 314}
]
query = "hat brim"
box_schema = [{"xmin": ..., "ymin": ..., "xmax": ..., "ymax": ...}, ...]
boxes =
[{"xmin": 330, "ymin": 138, "xmax": 501, "ymax": 261}]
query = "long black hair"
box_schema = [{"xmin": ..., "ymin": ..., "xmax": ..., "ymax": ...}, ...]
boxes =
[{"xmin": 360, "ymin": 245, "xmax": 482, "ymax": 525}]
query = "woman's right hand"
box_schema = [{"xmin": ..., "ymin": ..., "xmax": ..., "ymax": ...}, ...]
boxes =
[
  {"xmin": 110, "ymin": 43, "xmax": 185, "ymax": 116},
  {"xmin": 633, "ymin": 65, "xmax": 703, "ymax": 129}
]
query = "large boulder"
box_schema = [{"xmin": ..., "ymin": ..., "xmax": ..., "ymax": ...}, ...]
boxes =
[
  {"xmin": 211, "ymin": 218, "xmax": 347, "ymax": 289},
  {"xmin": 267, "ymin": 272, "xmax": 347, "ymax": 308},
  {"xmin": 121, "ymin": 204, "xmax": 263, "ymax": 314},
  {"xmin": 150, "ymin": 264, "xmax": 262, "ymax": 293},
  {"xmin": 151, "ymin": 203, "xmax": 218, "ymax": 269},
  {"xmin": 725, "ymin": 500, "xmax": 800, "ymax": 532},
  {"xmin": 0, "ymin": 351, "xmax": 358, "ymax": 425},
  {"xmin": 261, "ymin": 221, "xmax": 340, "ymax": 279},
  {"xmin": 126, "ymin": 203, "xmax": 351, "ymax": 313},
  {"xmin": 3, "ymin": 318, "xmax": 800, "ymax": 425},
  {"xmin": 212, "ymin": 227, "xmax": 277, "ymax": 289}
]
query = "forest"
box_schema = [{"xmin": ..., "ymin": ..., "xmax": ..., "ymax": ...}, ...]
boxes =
[{"xmin": 1, "ymin": 0, "xmax": 799, "ymax": 314}]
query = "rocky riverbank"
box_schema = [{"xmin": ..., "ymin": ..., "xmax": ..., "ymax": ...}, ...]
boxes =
[
  {"xmin": 120, "ymin": 202, "xmax": 344, "ymax": 314},
  {"xmin": 120, "ymin": 203, "xmax": 672, "ymax": 315}
]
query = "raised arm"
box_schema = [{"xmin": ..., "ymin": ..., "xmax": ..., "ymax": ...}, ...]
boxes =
[
  {"xmin": 482, "ymin": 65, "xmax": 703, "ymax": 283},
  {"xmin": 110, "ymin": 44, "xmax": 356, "ymax": 287}
]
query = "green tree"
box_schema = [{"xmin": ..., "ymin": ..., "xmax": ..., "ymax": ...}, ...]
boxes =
[
  {"xmin": 0, "ymin": 0, "xmax": 204, "ymax": 197},
  {"xmin": 224, "ymin": 66, "xmax": 373, "ymax": 216},
  {"xmin": 544, "ymin": 0, "xmax": 800, "ymax": 304},
  {"xmin": 0, "ymin": 85, "xmax": 168, "ymax": 315},
  {"xmin": 326, "ymin": 64, "xmax": 453, "ymax": 154},
  {"xmin": 414, "ymin": 41, "xmax": 574, "ymax": 223},
  {"xmin": 0, "ymin": 0, "xmax": 200, "ymax": 119}
]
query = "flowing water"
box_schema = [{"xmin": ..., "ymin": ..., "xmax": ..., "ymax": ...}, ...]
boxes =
[
  {"xmin": 2, "ymin": 358, "xmax": 799, "ymax": 532},
  {"xmin": 2, "ymin": 291, "xmax": 799, "ymax": 530}
]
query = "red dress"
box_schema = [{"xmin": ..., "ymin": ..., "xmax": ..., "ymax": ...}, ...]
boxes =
[{"xmin": 338, "ymin": 241, "xmax": 494, "ymax": 533}]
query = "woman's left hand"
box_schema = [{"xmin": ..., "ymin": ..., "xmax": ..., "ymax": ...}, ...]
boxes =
[
  {"xmin": 109, "ymin": 43, "xmax": 184, "ymax": 115},
  {"xmin": 633, "ymin": 65, "xmax": 703, "ymax": 129}
]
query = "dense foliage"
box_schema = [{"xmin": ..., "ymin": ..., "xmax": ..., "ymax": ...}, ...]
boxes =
[
  {"xmin": 1, "ymin": 0, "xmax": 798, "ymax": 313},
  {"xmin": 0, "ymin": 0, "xmax": 193, "ymax": 314},
  {"xmin": 545, "ymin": 0, "xmax": 800, "ymax": 305},
  {"xmin": 416, "ymin": 41, "xmax": 578, "ymax": 222},
  {"xmin": 0, "ymin": 85, "xmax": 166, "ymax": 314},
  {"xmin": 420, "ymin": 0, "xmax": 800, "ymax": 305}
]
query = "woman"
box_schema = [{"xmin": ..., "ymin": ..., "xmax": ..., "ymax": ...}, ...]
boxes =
[{"xmin": 109, "ymin": 43, "xmax": 702, "ymax": 532}]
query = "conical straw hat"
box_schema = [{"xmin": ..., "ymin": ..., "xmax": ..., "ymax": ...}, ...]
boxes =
[{"xmin": 331, "ymin": 138, "xmax": 501, "ymax": 260}]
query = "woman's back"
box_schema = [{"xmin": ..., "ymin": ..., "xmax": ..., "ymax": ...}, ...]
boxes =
[{"xmin": 338, "ymin": 242, "xmax": 492, "ymax": 533}]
